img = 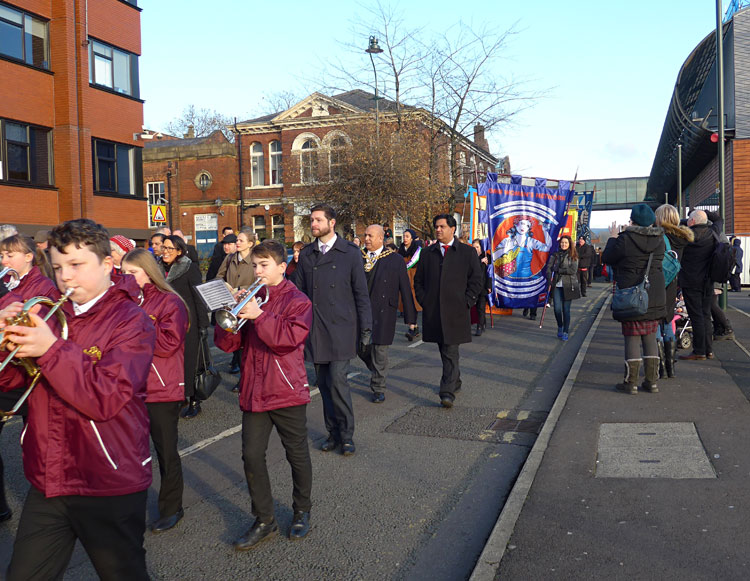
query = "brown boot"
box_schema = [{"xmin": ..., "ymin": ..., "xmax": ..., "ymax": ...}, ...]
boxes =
[
  {"xmin": 641, "ymin": 356, "xmax": 660, "ymax": 393},
  {"xmin": 615, "ymin": 359, "xmax": 640, "ymax": 394}
]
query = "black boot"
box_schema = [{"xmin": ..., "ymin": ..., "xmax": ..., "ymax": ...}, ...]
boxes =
[
  {"xmin": 664, "ymin": 340, "xmax": 676, "ymax": 378},
  {"xmin": 180, "ymin": 397, "xmax": 201, "ymax": 419},
  {"xmin": 657, "ymin": 341, "xmax": 666, "ymax": 379}
]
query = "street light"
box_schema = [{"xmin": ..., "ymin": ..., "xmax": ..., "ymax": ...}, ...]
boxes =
[
  {"xmin": 716, "ymin": 0, "xmax": 728, "ymax": 309},
  {"xmin": 365, "ymin": 36, "xmax": 384, "ymax": 141}
]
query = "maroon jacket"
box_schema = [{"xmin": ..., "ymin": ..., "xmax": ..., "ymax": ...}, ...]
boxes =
[
  {"xmin": 0, "ymin": 276, "xmax": 156, "ymax": 498},
  {"xmin": 215, "ymin": 278, "xmax": 312, "ymax": 413},
  {"xmin": 140, "ymin": 283, "xmax": 188, "ymax": 403},
  {"xmin": 0, "ymin": 266, "xmax": 57, "ymax": 309}
]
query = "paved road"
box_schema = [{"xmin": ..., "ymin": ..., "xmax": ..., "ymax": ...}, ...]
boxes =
[{"xmin": 0, "ymin": 285, "xmax": 609, "ymax": 580}]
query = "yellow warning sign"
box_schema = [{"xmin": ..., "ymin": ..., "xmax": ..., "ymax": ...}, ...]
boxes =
[{"xmin": 151, "ymin": 205, "xmax": 167, "ymax": 223}]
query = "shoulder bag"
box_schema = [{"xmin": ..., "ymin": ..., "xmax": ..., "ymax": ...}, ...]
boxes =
[
  {"xmin": 612, "ymin": 253, "xmax": 653, "ymax": 320},
  {"xmin": 195, "ymin": 331, "xmax": 222, "ymax": 400},
  {"xmin": 662, "ymin": 235, "xmax": 680, "ymax": 287}
]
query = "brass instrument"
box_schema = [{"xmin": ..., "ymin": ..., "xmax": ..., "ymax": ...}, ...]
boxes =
[
  {"xmin": 0, "ymin": 267, "xmax": 20, "ymax": 291},
  {"xmin": 215, "ymin": 280, "xmax": 268, "ymax": 334},
  {"xmin": 0, "ymin": 288, "xmax": 75, "ymax": 422}
]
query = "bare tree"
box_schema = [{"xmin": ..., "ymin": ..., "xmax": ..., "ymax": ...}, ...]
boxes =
[
  {"xmin": 256, "ymin": 90, "xmax": 305, "ymax": 116},
  {"xmin": 164, "ymin": 105, "xmax": 234, "ymax": 141}
]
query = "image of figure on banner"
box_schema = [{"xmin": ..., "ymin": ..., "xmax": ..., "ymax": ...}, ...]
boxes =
[{"xmin": 493, "ymin": 215, "xmax": 552, "ymax": 279}]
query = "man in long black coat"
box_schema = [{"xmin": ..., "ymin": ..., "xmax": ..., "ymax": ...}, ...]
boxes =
[
  {"xmin": 292, "ymin": 204, "xmax": 372, "ymax": 456},
  {"xmin": 415, "ymin": 214, "xmax": 483, "ymax": 408},
  {"xmin": 358, "ymin": 225, "xmax": 417, "ymax": 403}
]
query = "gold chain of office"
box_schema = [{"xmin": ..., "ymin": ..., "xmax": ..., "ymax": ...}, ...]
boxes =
[{"xmin": 362, "ymin": 248, "xmax": 396, "ymax": 272}]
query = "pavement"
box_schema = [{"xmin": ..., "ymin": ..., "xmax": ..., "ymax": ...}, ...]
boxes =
[{"xmin": 473, "ymin": 289, "xmax": 750, "ymax": 580}]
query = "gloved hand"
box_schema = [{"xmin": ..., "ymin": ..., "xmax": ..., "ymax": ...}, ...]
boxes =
[{"xmin": 359, "ymin": 329, "xmax": 372, "ymax": 353}]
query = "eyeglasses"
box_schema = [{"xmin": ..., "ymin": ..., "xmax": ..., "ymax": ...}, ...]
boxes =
[{"xmin": 162, "ymin": 247, "xmax": 176, "ymax": 253}]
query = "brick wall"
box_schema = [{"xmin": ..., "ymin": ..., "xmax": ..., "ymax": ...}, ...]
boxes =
[{"xmin": 733, "ymin": 139, "xmax": 750, "ymax": 233}]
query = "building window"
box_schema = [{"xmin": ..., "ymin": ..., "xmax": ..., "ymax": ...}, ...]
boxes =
[
  {"xmin": 250, "ymin": 142, "xmax": 264, "ymax": 186},
  {"xmin": 270, "ymin": 140, "xmax": 282, "ymax": 185},
  {"xmin": 253, "ymin": 215, "xmax": 267, "ymax": 240},
  {"xmin": 88, "ymin": 39, "xmax": 140, "ymax": 98},
  {"xmin": 194, "ymin": 170, "xmax": 213, "ymax": 191},
  {"xmin": 147, "ymin": 181, "xmax": 166, "ymax": 228},
  {"xmin": 329, "ymin": 137, "xmax": 346, "ymax": 180},
  {"xmin": 300, "ymin": 138, "xmax": 318, "ymax": 184},
  {"xmin": 92, "ymin": 138, "xmax": 135, "ymax": 195},
  {"xmin": 0, "ymin": 4, "xmax": 49, "ymax": 69},
  {"xmin": 272, "ymin": 214, "xmax": 285, "ymax": 240},
  {"xmin": 0, "ymin": 119, "xmax": 53, "ymax": 185}
]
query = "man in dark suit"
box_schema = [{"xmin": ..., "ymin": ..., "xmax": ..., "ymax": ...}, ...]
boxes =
[
  {"xmin": 292, "ymin": 204, "xmax": 372, "ymax": 455},
  {"xmin": 358, "ymin": 224, "xmax": 417, "ymax": 403},
  {"xmin": 206, "ymin": 226, "xmax": 235, "ymax": 282},
  {"xmin": 415, "ymin": 214, "xmax": 483, "ymax": 408}
]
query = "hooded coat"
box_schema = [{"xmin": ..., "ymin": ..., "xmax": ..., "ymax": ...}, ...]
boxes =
[
  {"xmin": 660, "ymin": 222, "xmax": 694, "ymax": 322},
  {"xmin": 602, "ymin": 225, "xmax": 666, "ymax": 322}
]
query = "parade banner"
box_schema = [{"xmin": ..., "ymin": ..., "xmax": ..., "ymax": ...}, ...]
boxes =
[
  {"xmin": 482, "ymin": 174, "xmax": 575, "ymax": 309},
  {"xmin": 571, "ymin": 190, "xmax": 594, "ymax": 241}
]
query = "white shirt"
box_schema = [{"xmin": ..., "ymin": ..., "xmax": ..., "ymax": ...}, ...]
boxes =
[
  {"xmin": 73, "ymin": 284, "xmax": 112, "ymax": 316},
  {"xmin": 368, "ymin": 246, "xmax": 384, "ymax": 259},
  {"xmin": 318, "ymin": 234, "xmax": 337, "ymax": 254},
  {"xmin": 439, "ymin": 238, "xmax": 455, "ymax": 256}
]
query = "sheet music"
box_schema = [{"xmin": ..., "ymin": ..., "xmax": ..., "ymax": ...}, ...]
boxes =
[{"xmin": 195, "ymin": 280, "xmax": 236, "ymax": 312}]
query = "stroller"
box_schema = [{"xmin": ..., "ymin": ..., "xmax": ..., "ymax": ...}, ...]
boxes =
[{"xmin": 674, "ymin": 293, "xmax": 693, "ymax": 350}]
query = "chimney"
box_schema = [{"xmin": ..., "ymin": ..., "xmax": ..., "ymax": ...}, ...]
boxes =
[
  {"xmin": 473, "ymin": 124, "xmax": 487, "ymax": 149},
  {"xmin": 184, "ymin": 124, "xmax": 195, "ymax": 139}
]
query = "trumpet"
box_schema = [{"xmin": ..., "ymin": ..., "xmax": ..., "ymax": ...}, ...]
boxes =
[
  {"xmin": 0, "ymin": 287, "xmax": 75, "ymax": 422},
  {"xmin": 0, "ymin": 267, "xmax": 19, "ymax": 292},
  {"xmin": 215, "ymin": 280, "xmax": 268, "ymax": 334}
]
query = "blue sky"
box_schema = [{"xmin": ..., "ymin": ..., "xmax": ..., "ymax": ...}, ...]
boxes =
[{"xmin": 141, "ymin": 0, "xmax": 722, "ymax": 183}]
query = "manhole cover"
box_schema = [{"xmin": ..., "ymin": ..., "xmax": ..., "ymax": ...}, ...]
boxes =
[{"xmin": 486, "ymin": 418, "xmax": 544, "ymax": 434}]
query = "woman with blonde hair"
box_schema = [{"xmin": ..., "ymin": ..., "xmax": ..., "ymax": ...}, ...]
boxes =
[
  {"xmin": 121, "ymin": 248, "xmax": 189, "ymax": 533},
  {"xmin": 654, "ymin": 204, "xmax": 693, "ymax": 378}
]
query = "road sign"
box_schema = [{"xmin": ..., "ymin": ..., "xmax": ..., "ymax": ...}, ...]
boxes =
[{"xmin": 151, "ymin": 205, "xmax": 167, "ymax": 223}]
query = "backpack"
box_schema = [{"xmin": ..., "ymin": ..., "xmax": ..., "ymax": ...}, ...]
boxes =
[
  {"xmin": 662, "ymin": 235, "xmax": 680, "ymax": 287},
  {"xmin": 709, "ymin": 231, "xmax": 734, "ymax": 283}
]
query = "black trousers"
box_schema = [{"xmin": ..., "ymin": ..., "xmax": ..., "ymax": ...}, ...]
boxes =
[
  {"xmin": 710, "ymin": 293, "xmax": 732, "ymax": 335},
  {"xmin": 315, "ymin": 361, "xmax": 354, "ymax": 441},
  {"xmin": 7, "ymin": 487, "xmax": 148, "ymax": 581},
  {"xmin": 0, "ymin": 388, "xmax": 27, "ymax": 513},
  {"xmin": 577, "ymin": 270, "xmax": 588, "ymax": 296},
  {"xmin": 146, "ymin": 401, "xmax": 183, "ymax": 518},
  {"xmin": 438, "ymin": 343, "xmax": 461, "ymax": 401},
  {"xmin": 241, "ymin": 405, "xmax": 312, "ymax": 523},
  {"xmin": 683, "ymin": 286, "xmax": 713, "ymax": 356},
  {"xmin": 729, "ymin": 271, "xmax": 741, "ymax": 292},
  {"xmin": 476, "ymin": 293, "xmax": 487, "ymax": 329}
]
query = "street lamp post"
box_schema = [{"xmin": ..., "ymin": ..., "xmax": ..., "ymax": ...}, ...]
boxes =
[
  {"xmin": 716, "ymin": 0, "xmax": 728, "ymax": 309},
  {"xmin": 166, "ymin": 162, "xmax": 173, "ymax": 232},
  {"xmin": 365, "ymin": 36, "xmax": 384, "ymax": 141},
  {"xmin": 677, "ymin": 143, "xmax": 682, "ymax": 216}
]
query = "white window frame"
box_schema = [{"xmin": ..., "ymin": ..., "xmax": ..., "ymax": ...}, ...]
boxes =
[
  {"xmin": 250, "ymin": 142, "xmax": 264, "ymax": 187},
  {"xmin": 270, "ymin": 140, "xmax": 282, "ymax": 185}
]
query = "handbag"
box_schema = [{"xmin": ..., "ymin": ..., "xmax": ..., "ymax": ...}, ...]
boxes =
[
  {"xmin": 194, "ymin": 331, "xmax": 222, "ymax": 400},
  {"xmin": 611, "ymin": 253, "xmax": 653, "ymax": 320},
  {"xmin": 662, "ymin": 235, "xmax": 680, "ymax": 287}
]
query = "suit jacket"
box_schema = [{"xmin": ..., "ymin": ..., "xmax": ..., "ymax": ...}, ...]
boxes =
[
  {"xmin": 292, "ymin": 236, "xmax": 372, "ymax": 363},
  {"xmin": 365, "ymin": 249, "xmax": 417, "ymax": 345},
  {"xmin": 414, "ymin": 238, "xmax": 483, "ymax": 345}
]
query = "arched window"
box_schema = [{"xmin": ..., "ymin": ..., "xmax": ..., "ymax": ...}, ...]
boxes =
[
  {"xmin": 250, "ymin": 142, "xmax": 264, "ymax": 186},
  {"xmin": 329, "ymin": 136, "xmax": 347, "ymax": 180},
  {"xmin": 300, "ymin": 138, "xmax": 318, "ymax": 184},
  {"xmin": 270, "ymin": 140, "xmax": 282, "ymax": 185}
]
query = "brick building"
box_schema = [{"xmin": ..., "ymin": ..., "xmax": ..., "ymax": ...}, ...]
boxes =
[
  {"xmin": 0, "ymin": 0, "xmax": 148, "ymax": 239},
  {"xmin": 144, "ymin": 90, "xmax": 497, "ymax": 252}
]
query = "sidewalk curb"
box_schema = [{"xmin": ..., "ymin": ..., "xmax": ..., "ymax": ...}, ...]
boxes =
[{"xmin": 469, "ymin": 291, "xmax": 611, "ymax": 581}]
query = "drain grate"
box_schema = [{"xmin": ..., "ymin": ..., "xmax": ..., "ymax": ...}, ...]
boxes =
[{"xmin": 486, "ymin": 418, "xmax": 544, "ymax": 434}]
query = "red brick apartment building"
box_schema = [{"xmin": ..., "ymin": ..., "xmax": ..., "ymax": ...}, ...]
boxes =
[
  {"xmin": 143, "ymin": 90, "xmax": 497, "ymax": 254},
  {"xmin": 0, "ymin": 0, "xmax": 148, "ymax": 239}
]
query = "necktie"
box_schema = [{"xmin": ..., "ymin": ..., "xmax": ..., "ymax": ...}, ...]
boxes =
[
  {"xmin": 442, "ymin": 244, "xmax": 449, "ymax": 256},
  {"xmin": 369, "ymin": 252, "xmax": 376, "ymax": 259},
  {"xmin": 320, "ymin": 243, "xmax": 327, "ymax": 254}
]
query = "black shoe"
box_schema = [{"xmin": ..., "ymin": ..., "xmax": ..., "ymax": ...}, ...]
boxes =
[
  {"xmin": 405, "ymin": 327, "xmax": 421, "ymax": 341},
  {"xmin": 342, "ymin": 440, "xmax": 356, "ymax": 456},
  {"xmin": 180, "ymin": 399, "xmax": 201, "ymax": 419},
  {"xmin": 151, "ymin": 508, "xmax": 184, "ymax": 533},
  {"xmin": 231, "ymin": 382, "xmax": 241, "ymax": 393},
  {"xmin": 289, "ymin": 512, "xmax": 310, "ymax": 540},
  {"xmin": 234, "ymin": 520, "xmax": 278, "ymax": 551},
  {"xmin": 0, "ymin": 508, "xmax": 11, "ymax": 523},
  {"xmin": 475, "ymin": 325, "xmax": 483, "ymax": 337},
  {"xmin": 522, "ymin": 308, "xmax": 529, "ymax": 318},
  {"xmin": 440, "ymin": 396, "xmax": 454, "ymax": 408},
  {"xmin": 372, "ymin": 392, "xmax": 385, "ymax": 403},
  {"xmin": 229, "ymin": 364, "xmax": 241, "ymax": 374},
  {"xmin": 714, "ymin": 331, "xmax": 735, "ymax": 341},
  {"xmin": 320, "ymin": 436, "xmax": 339, "ymax": 452}
]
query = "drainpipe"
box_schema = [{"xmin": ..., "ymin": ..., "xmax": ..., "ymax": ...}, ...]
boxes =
[{"xmin": 234, "ymin": 118, "xmax": 243, "ymax": 229}]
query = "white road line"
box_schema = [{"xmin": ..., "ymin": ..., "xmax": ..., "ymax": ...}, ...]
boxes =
[
  {"xmin": 407, "ymin": 339, "xmax": 424, "ymax": 348},
  {"xmin": 732, "ymin": 338, "xmax": 750, "ymax": 359},
  {"xmin": 729, "ymin": 304, "xmax": 750, "ymax": 319}
]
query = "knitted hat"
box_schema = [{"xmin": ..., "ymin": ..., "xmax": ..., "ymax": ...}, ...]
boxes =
[
  {"xmin": 404, "ymin": 228, "xmax": 417, "ymax": 239},
  {"xmin": 630, "ymin": 203, "xmax": 655, "ymax": 227},
  {"xmin": 110, "ymin": 235, "xmax": 135, "ymax": 254}
]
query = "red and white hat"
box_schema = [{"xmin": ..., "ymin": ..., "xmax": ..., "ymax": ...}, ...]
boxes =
[{"xmin": 110, "ymin": 235, "xmax": 135, "ymax": 254}]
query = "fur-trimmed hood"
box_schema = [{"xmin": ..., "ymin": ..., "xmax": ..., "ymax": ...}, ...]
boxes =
[
  {"xmin": 661, "ymin": 222, "xmax": 694, "ymax": 242},
  {"xmin": 165, "ymin": 255, "xmax": 192, "ymax": 283},
  {"xmin": 623, "ymin": 225, "xmax": 663, "ymax": 237}
]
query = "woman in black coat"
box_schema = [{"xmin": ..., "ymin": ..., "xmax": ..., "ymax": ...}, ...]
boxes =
[
  {"xmin": 162, "ymin": 235, "xmax": 210, "ymax": 419},
  {"xmin": 654, "ymin": 204, "xmax": 693, "ymax": 378},
  {"xmin": 602, "ymin": 204, "xmax": 665, "ymax": 395},
  {"xmin": 547, "ymin": 235, "xmax": 580, "ymax": 340}
]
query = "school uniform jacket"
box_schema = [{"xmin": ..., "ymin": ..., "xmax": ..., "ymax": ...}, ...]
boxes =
[
  {"xmin": 140, "ymin": 283, "xmax": 188, "ymax": 403},
  {"xmin": 0, "ymin": 276, "xmax": 156, "ymax": 498},
  {"xmin": 0, "ymin": 266, "xmax": 57, "ymax": 309},
  {"xmin": 214, "ymin": 278, "xmax": 312, "ymax": 413}
]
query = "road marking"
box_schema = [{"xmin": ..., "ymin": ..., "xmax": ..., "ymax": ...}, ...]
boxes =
[
  {"xmin": 407, "ymin": 339, "xmax": 424, "ymax": 348},
  {"xmin": 178, "ymin": 384, "xmax": 324, "ymax": 459},
  {"xmin": 729, "ymin": 304, "xmax": 750, "ymax": 319},
  {"xmin": 732, "ymin": 338, "xmax": 750, "ymax": 359}
]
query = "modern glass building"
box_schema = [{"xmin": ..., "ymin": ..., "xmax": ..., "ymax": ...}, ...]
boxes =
[{"xmin": 576, "ymin": 177, "xmax": 649, "ymax": 210}]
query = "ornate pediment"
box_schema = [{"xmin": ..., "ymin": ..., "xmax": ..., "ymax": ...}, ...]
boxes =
[{"xmin": 272, "ymin": 93, "xmax": 362, "ymax": 122}]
